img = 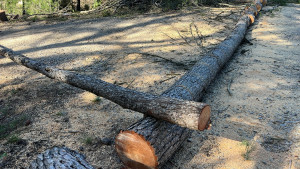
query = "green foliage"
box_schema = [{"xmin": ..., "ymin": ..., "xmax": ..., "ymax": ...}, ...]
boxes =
[
  {"xmin": 93, "ymin": 96, "xmax": 101, "ymax": 103},
  {"xmin": 93, "ymin": 0, "xmax": 102, "ymax": 8},
  {"xmin": 56, "ymin": 112, "xmax": 64, "ymax": 116},
  {"xmin": 241, "ymin": 140, "xmax": 250, "ymax": 146},
  {"xmin": 241, "ymin": 140, "xmax": 255, "ymax": 160},
  {"xmin": 159, "ymin": 0, "xmax": 220, "ymax": 11},
  {"xmin": 0, "ymin": 152, "xmax": 7, "ymax": 160},
  {"xmin": 84, "ymin": 4, "xmax": 90, "ymax": 10},
  {"xmin": 271, "ymin": 0, "xmax": 287, "ymax": 5},
  {"xmin": 101, "ymin": 9, "xmax": 111, "ymax": 17},
  {"xmin": 161, "ymin": 0, "xmax": 184, "ymax": 10},
  {"xmin": 0, "ymin": 115, "xmax": 28, "ymax": 139},
  {"xmin": 25, "ymin": 0, "xmax": 60, "ymax": 15},
  {"xmin": 82, "ymin": 136, "xmax": 94, "ymax": 145},
  {"xmin": 0, "ymin": 107, "xmax": 10, "ymax": 119},
  {"xmin": 7, "ymin": 135, "xmax": 21, "ymax": 144},
  {"xmin": 0, "ymin": 0, "xmax": 61, "ymax": 15}
]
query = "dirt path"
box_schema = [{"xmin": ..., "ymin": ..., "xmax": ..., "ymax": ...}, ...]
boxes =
[{"xmin": 0, "ymin": 4, "xmax": 299, "ymax": 169}]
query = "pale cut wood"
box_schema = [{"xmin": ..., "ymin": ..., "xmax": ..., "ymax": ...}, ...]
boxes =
[{"xmin": 0, "ymin": 46, "xmax": 211, "ymax": 131}]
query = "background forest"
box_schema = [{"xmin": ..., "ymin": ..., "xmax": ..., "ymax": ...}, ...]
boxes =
[{"xmin": 0, "ymin": 0, "xmax": 297, "ymax": 16}]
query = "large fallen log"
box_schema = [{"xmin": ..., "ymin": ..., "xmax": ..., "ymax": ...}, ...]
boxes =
[
  {"xmin": 29, "ymin": 147, "xmax": 94, "ymax": 169},
  {"xmin": 115, "ymin": 2, "xmax": 262, "ymax": 169},
  {"xmin": 0, "ymin": 46, "xmax": 210, "ymax": 131}
]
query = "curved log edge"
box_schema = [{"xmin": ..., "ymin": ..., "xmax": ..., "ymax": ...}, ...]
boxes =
[
  {"xmin": 116, "ymin": 1, "xmax": 266, "ymax": 169},
  {"xmin": 115, "ymin": 131, "xmax": 158, "ymax": 169},
  {"xmin": 29, "ymin": 147, "xmax": 94, "ymax": 169},
  {"xmin": 0, "ymin": 45, "xmax": 211, "ymax": 131}
]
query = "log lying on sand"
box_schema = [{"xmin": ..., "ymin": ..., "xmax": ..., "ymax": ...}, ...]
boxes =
[
  {"xmin": 115, "ymin": 2, "xmax": 262, "ymax": 169},
  {"xmin": 29, "ymin": 147, "xmax": 94, "ymax": 169},
  {"xmin": 0, "ymin": 46, "xmax": 210, "ymax": 131}
]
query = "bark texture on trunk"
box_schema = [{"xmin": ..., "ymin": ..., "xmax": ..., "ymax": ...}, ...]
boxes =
[
  {"xmin": 115, "ymin": 2, "xmax": 261, "ymax": 169},
  {"xmin": 0, "ymin": 10, "xmax": 8, "ymax": 21},
  {"xmin": 29, "ymin": 147, "xmax": 94, "ymax": 169},
  {"xmin": 77, "ymin": 0, "xmax": 81, "ymax": 11},
  {"xmin": 0, "ymin": 46, "xmax": 210, "ymax": 130}
]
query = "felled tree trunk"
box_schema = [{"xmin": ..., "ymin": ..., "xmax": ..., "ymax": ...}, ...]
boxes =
[
  {"xmin": 0, "ymin": 10, "xmax": 8, "ymax": 21},
  {"xmin": 0, "ymin": 46, "xmax": 210, "ymax": 131},
  {"xmin": 29, "ymin": 147, "xmax": 94, "ymax": 169},
  {"xmin": 115, "ymin": 2, "xmax": 261, "ymax": 169}
]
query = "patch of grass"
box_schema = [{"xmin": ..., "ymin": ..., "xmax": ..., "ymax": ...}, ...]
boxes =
[
  {"xmin": 101, "ymin": 9, "xmax": 112, "ymax": 17},
  {"xmin": 10, "ymin": 88, "xmax": 23, "ymax": 95},
  {"xmin": 0, "ymin": 107, "xmax": 10, "ymax": 119},
  {"xmin": 93, "ymin": 96, "xmax": 101, "ymax": 103},
  {"xmin": 56, "ymin": 112, "xmax": 64, "ymax": 116},
  {"xmin": 270, "ymin": 0, "xmax": 287, "ymax": 5},
  {"xmin": 0, "ymin": 152, "xmax": 7, "ymax": 160},
  {"xmin": 0, "ymin": 115, "xmax": 29, "ymax": 139},
  {"xmin": 82, "ymin": 136, "xmax": 94, "ymax": 145},
  {"xmin": 241, "ymin": 140, "xmax": 255, "ymax": 160},
  {"xmin": 7, "ymin": 135, "xmax": 21, "ymax": 144}
]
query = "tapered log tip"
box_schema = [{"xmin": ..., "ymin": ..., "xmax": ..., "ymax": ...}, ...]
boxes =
[
  {"xmin": 198, "ymin": 105, "xmax": 211, "ymax": 131},
  {"xmin": 115, "ymin": 131, "xmax": 158, "ymax": 169}
]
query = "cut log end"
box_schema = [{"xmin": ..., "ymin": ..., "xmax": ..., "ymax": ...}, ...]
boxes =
[
  {"xmin": 115, "ymin": 131, "xmax": 158, "ymax": 169},
  {"xmin": 248, "ymin": 14, "xmax": 255, "ymax": 24},
  {"xmin": 198, "ymin": 105, "xmax": 211, "ymax": 131}
]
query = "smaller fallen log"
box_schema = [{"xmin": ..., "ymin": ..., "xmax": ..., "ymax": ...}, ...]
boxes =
[
  {"xmin": 0, "ymin": 10, "xmax": 8, "ymax": 22},
  {"xmin": 0, "ymin": 46, "xmax": 211, "ymax": 131},
  {"xmin": 29, "ymin": 147, "xmax": 94, "ymax": 169}
]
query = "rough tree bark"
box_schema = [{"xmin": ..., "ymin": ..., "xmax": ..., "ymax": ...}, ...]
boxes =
[
  {"xmin": 0, "ymin": 10, "xmax": 8, "ymax": 21},
  {"xmin": 22, "ymin": 0, "xmax": 26, "ymax": 15},
  {"xmin": 77, "ymin": 0, "xmax": 81, "ymax": 11},
  {"xmin": 0, "ymin": 46, "xmax": 210, "ymax": 131},
  {"xmin": 29, "ymin": 147, "xmax": 94, "ymax": 169},
  {"xmin": 115, "ymin": 2, "xmax": 262, "ymax": 169}
]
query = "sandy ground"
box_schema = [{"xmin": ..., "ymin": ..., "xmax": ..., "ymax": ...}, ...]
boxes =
[{"xmin": 0, "ymin": 4, "xmax": 299, "ymax": 169}]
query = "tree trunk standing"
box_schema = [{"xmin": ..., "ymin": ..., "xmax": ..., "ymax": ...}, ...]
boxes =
[
  {"xmin": 29, "ymin": 147, "xmax": 94, "ymax": 169},
  {"xmin": 22, "ymin": 0, "xmax": 26, "ymax": 15},
  {"xmin": 115, "ymin": 3, "xmax": 260, "ymax": 169},
  {"xmin": 77, "ymin": 0, "xmax": 81, "ymax": 11},
  {"xmin": 0, "ymin": 46, "xmax": 211, "ymax": 131},
  {"xmin": 0, "ymin": 10, "xmax": 8, "ymax": 21}
]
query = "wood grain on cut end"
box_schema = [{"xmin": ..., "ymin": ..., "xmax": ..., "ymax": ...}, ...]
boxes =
[
  {"xmin": 248, "ymin": 14, "xmax": 255, "ymax": 24},
  {"xmin": 198, "ymin": 105, "xmax": 211, "ymax": 131},
  {"xmin": 115, "ymin": 131, "xmax": 158, "ymax": 169}
]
